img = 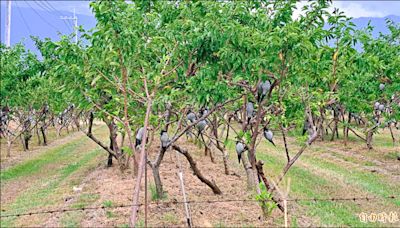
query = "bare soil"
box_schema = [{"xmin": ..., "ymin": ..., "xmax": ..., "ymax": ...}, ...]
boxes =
[
  {"xmin": 45, "ymin": 137, "xmax": 271, "ymax": 227},
  {"xmin": 2, "ymin": 125, "xmax": 399, "ymax": 227}
]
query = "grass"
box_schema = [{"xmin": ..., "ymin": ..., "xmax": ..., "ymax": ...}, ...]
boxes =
[
  {"xmin": 383, "ymin": 151, "xmax": 399, "ymax": 160},
  {"xmin": 72, "ymin": 193, "xmax": 100, "ymax": 209},
  {"xmin": 1, "ymin": 148, "xmax": 102, "ymax": 227},
  {"xmin": 0, "ymin": 127, "xmax": 63, "ymax": 158},
  {"xmin": 223, "ymin": 123, "xmax": 400, "ymax": 226},
  {"xmin": 106, "ymin": 210, "xmax": 115, "ymax": 218},
  {"xmin": 1, "ymin": 124, "xmax": 397, "ymax": 227},
  {"xmin": 305, "ymin": 156, "xmax": 400, "ymax": 206},
  {"xmin": 256, "ymin": 149, "xmax": 379, "ymax": 226},
  {"xmin": 60, "ymin": 211, "xmax": 81, "ymax": 227},
  {"xmin": 290, "ymin": 216, "xmax": 299, "ymax": 227},
  {"xmin": 363, "ymin": 161, "xmax": 375, "ymax": 166},
  {"xmin": 102, "ymin": 200, "xmax": 114, "ymax": 208},
  {"xmin": 62, "ymin": 194, "xmax": 100, "ymax": 228},
  {"xmin": 213, "ymin": 220, "xmax": 227, "ymax": 227},
  {"xmin": 261, "ymin": 132, "xmax": 400, "ymax": 201},
  {"xmin": 328, "ymin": 150, "xmax": 361, "ymax": 164},
  {"xmin": 136, "ymin": 219, "xmax": 145, "ymax": 228},
  {"xmin": 149, "ymin": 184, "xmax": 159, "ymax": 201},
  {"xmin": 0, "ymin": 138, "xmax": 85, "ymax": 181},
  {"xmin": 275, "ymin": 134, "xmax": 399, "ymax": 225},
  {"xmin": 224, "ymin": 131, "xmax": 389, "ymax": 227},
  {"xmin": 161, "ymin": 212, "xmax": 178, "ymax": 224},
  {"xmin": 149, "ymin": 183, "xmax": 167, "ymax": 201}
]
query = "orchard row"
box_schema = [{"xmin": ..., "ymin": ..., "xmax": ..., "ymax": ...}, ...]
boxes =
[{"xmin": 1, "ymin": 1, "xmax": 399, "ymax": 221}]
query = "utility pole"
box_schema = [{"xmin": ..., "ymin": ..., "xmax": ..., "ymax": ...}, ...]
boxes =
[
  {"xmin": 60, "ymin": 8, "xmax": 78, "ymax": 44},
  {"xmin": 5, "ymin": 0, "xmax": 12, "ymax": 47}
]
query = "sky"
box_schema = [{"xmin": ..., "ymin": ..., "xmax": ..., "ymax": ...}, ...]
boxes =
[
  {"xmin": 1, "ymin": 1, "xmax": 400, "ymax": 18},
  {"xmin": 1, "ymin": 0, "xmax": 399, "ymax": 52},
  {"xmin": 330, "ymin": 1, "xmax": 400, "ymax": 18},
  {"xmin": 293, "ymin": 1, "xmax": 400, "ymax": 19},
  {"xmin": 0, "ymin": 1, "xmax": 94, "ymax": 17}
]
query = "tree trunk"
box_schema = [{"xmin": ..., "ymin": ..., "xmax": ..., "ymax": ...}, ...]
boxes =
[
  {"xmin": 74, "ymin": 114, "xmax": 81, "ymax": 130},
  {"xmin": 344, "ymin": 112, "xmax": 351, "ymax": 146},
  {"xmin": 319, "ymin": 108, "xmax": 325, "ymax": 141},
  {"xmin": 107, "ymin": 154, "xmax": 113, "ymax": 167},
  {"xmin": 151, "ymin": 165, "xmax": 163, "ymax": 198},
  {"xmin": 84, "ymin": 112, "xmax": 118, "ymax": 168},
  {"xmin": 120, "ymin": 132, "xmax": 125, "ymax": 147},
  {"xmin": 107, "ymin": 130, "xmax": 115, "ymax": 168},
  {"xmin": 256, "ymin": 161, "xmax": 284, "ymax": 212},
  {"xmin": 389, "ymin": 125, "xmax": 395, "ymax": 145},
  {"xmin": 366, "ymin": 131, "xmax": 373, "ymax": 150},
  {"xmin": 56, "ymin": 126, "xmax": 62, "ymax": 138},
  {"xmin": 200, "ymin": 134, "xmax": 208, "ymax": 156},
  {"xmin": 212, "ymin": 115, "xmax": 230, "ymax": 175},
  {"xmin": 107, "ymin": 123, "xmax": 115, "ymax": 168},
  {"xmin": 35, "ymin": 125, "xmax": 41, "ymax": 146},
  {"xmin": 241, "ymin": 153, "xmax": 255, "ymax": 190},
  {"xmin": 23, "ymin": 132, "xmax": 31, "ymax": 150},
  {"xmin": 331, "ymin": 121, "xmax": 337, "ymax": 141},
  {"xmin": 331, "ymin": 110, "xmax": 339, "ymax": 141},
  {"xmin": 106, "ymin": 119, "xmax": 122, "ymax": 168},
  {"xmin": 172, "ymin": 144, "xmax": 222, "ymax": 195},
  {"xmin": 20, "ymin": 135, "xmax": 26, "ymax": 151},
  {"xmin": 222, "ymin": 150, "xmax": 230, "ymax": 175},
  {"xmin": 247, "ymin": 94, "xmax": 268, "ymax": 193},
  {"xmin": 208, "ymin": 146, "xmax": 215, "ymax": 163},
  {"xmin": 51, "ymin": 114, "xmax": 56, "ymax": 127},
  {"xmin": 149, "ymin": 147, "xmax": 168, "ymax": 199},
  {"xmin": 40, "ymin": 126, "xmax": 47, "ymax": 146},
  {"xmin": 336, "ymin": 124, "xmax": 339, "ymax": 139},
  {"xmin": 6, "ymin": 136, "xmax": 12, "ymax": 157},
  {"xmin": 88, "ymin": 112, "xmax": 93, "ymax": 133}
]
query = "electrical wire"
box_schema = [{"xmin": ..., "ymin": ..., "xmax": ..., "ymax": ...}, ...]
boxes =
[
  {"xmin": 25, "ymin": 1, "xmax": 60, "ymax": 32},
  {"xmin": 44, "ymin": 0, "xmax": 78, "ymax": 35},
  {"xmin": 0, "ymin": 195, "xmax": 396, "ymax": 218},
  {"xmin": 60, "ymin": 17, "xmax": 74, "ymax": 34},
  {"xmin": 32, "ymin": 0, "xmax": 73, "ymax": 34},
  {"xmin": 43, "ymin": 0, "xmax": 66, "ymax": 17},
  {"xmin": 34, "ymin": 0, "xmax": 53, "ymax": 12},
  {"xmin": 14, "ymin": 1, "xmax": 33, "ymax": 35}
]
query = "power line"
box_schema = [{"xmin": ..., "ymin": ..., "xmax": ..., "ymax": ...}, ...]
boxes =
[
  {"xmin": 0, "ymin": 195, "xmax": 396, "ymax": 218},
  {"xmin": 25, "ymin": 0, "xmax": 60, "ymax": 32},
  {"xmin": 62, "ymin": 20, "xmax": 74, "ymax": 34},
  {"xmin": 65, "ymin": 19, "xmax": 75, "ymax": 30},
  {"xmin": 14, "ymin": 1, "xmax": 33, "ymax": 35},
  {"xmin": 34, "ymin": 0, "xmax": 53, "ymax": 13},
  {"xmin": 43, "ymin": 1, "xmax": 65, "ymax": 18},
  {"xmin": 32, "ymin": 0, "xmax": 72, "ymax": 34},
  {"xmin": 60, "ymin": 16, "xmax": 74, "ymax": 34},
  {"xmin": 60, "ymin": 8, "xmax": 78, "ymax": 44}
]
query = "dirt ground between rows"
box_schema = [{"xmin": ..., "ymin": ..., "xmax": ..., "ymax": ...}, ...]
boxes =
[
  {"xmin": 42, "ymin": 136, "xmax": 281, "ymax": 227},
  {"xmin": 2, "ymin": 125, "xmax": 399, "ymax": 227}
]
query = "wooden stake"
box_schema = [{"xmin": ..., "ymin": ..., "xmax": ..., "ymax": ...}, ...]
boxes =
[
  {"xmin": 144, "ymin": 152, "xmax": 148, "ymax": 228},
  {"xmin": 178, "ymin": 172, "xmax": 193, "ymax": 228},
  {"xmin": 175, "ymin": 151, "xmax": 193, "ymax": 228},
  {"xmin": 130, "ymin": 92, "xmax": 152, "ymax": 227},
  {"xmin": 284, "ymin": 178, "xmax": 291, "ymax": 228},
  {"xmin": 269, "ymin": 177, "xmax": 291, "ymax": 226},
  {"xmin": 284, "ymin": 199, "xmax": 288, "ymax": 228}
]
